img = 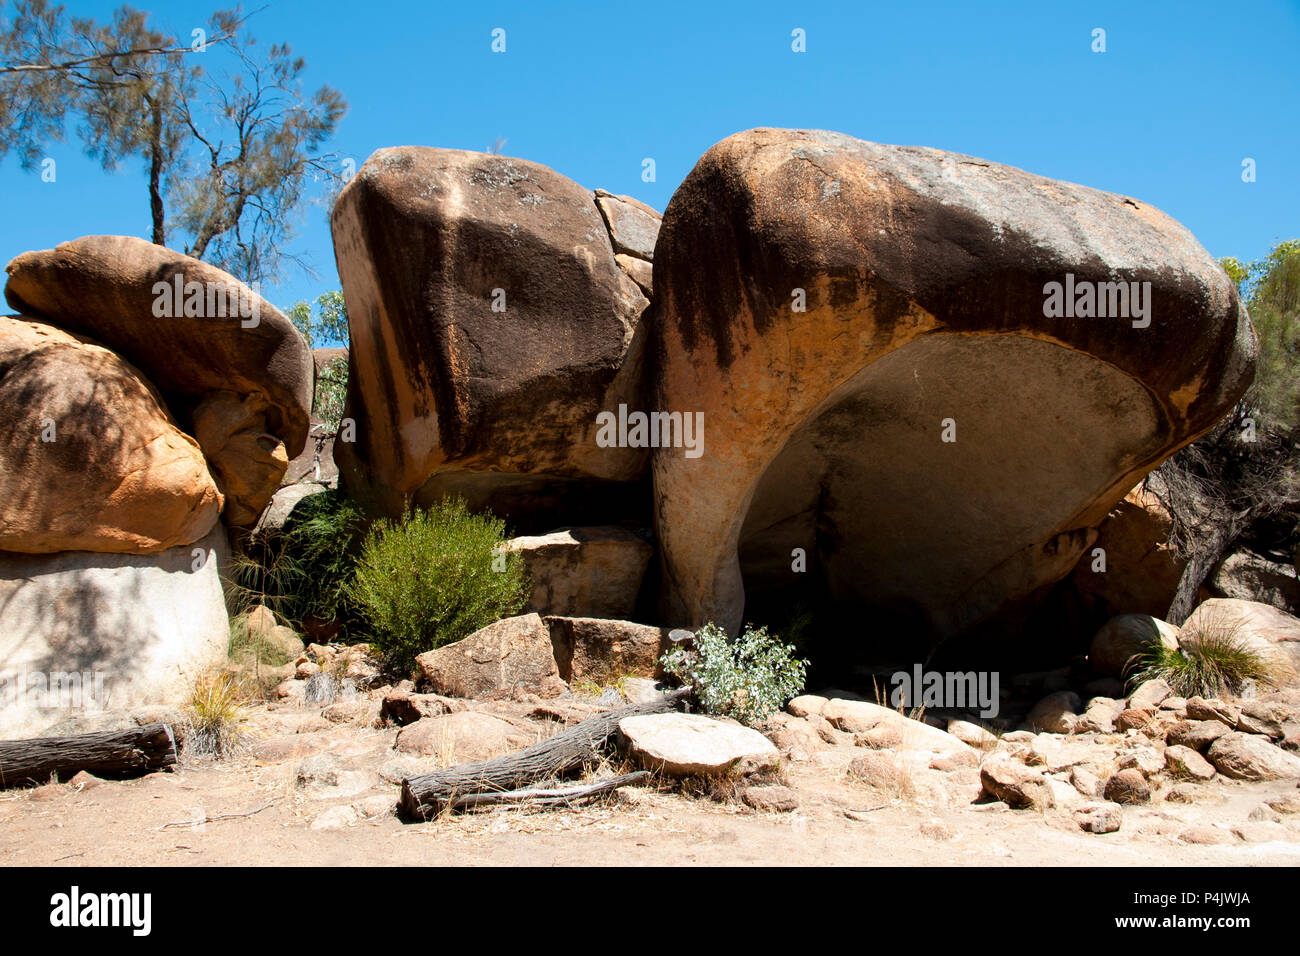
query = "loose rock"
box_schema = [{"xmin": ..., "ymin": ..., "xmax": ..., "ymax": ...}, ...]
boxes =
[{"xmin": 618, "ymin": 712, "xmax": 780, "ymax": 777}]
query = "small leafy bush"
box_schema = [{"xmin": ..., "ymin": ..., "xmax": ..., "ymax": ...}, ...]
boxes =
[
  {"xmin": 1129, "ymin": 613, "xmax": 1279, "ymax": 698},
  {"xmin": 348, "ymin": 498, "xmax": 528, "ymax": 672},
  {"xmin": 659, "ymin": 622, "xmax": 807, "ymax": 725}
]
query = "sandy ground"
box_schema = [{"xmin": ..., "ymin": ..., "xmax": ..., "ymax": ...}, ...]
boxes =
[{"xmin": 3, "ymin": 701, "xmax": 1299, "ymax": 867}]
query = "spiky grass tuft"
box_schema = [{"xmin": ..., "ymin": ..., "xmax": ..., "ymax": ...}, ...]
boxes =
[
  {"xmin": 1129, "ymin": 613, "xmax": 1279, "ymax": 698},
  {"xmin": 183, "ymin": 673, "xmax": 249, "ymax": 758}
]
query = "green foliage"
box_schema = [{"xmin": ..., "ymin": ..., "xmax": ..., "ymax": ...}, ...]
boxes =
[
  {"xmin": 1129, "ymin": 615, "xmax": 1279, "ymax": 698},
  {"xmin": 230, "ymin": 489, "xmax": 367, "ymax": 635},
  {"xmin": 348, "ymin": 498, "xmax": 529, "ymax": 672},
  {"xmin": 1242, "ymin": 240, "xmax": 1300, "ymax": 432},
  {"xmin": 659, "ymin": 622, "xmax": 807, "ymax": 725},
  {"xmin": 1220, "ymin": 256, "xmax": 1250, "ymax": 294},
  {"xmin": 0, "ymin": 2, "xmax": 347, "ymax": 285},
  {"xmin": 288, "ymin": 290, "xmax": 349, "ymax": 349},
  {"xmin": 313, "ymin": 356, "xmax": 348, "ymax": 429},
  {"xmin": 286, "ymin": 301, "xmax": 313, "ymax": 344}
]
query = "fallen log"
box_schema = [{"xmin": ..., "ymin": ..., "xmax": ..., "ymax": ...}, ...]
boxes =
[
  {"xmin": 399, "ymin": 689, "xmax": 688, "ymax": 819},
  {"xmin": 442, "ymin": 771, "xmax": 652, "ymax": 811},
  {"xmin": 0, "ymin": 722, "xmax": 177, "ymax": 788}
]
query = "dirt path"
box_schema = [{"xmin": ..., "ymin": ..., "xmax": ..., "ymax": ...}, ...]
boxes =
[{"xmin": 3, "ymin": 733, "xmax": 1298, "ymax": 867}]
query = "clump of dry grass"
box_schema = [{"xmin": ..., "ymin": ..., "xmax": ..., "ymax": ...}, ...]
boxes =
[{"xmin": 183, "ymin": 673, "xmax": 249, "ymax": 759}]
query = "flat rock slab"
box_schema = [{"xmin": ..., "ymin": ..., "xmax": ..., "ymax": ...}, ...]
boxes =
[
  {"xmin": 618, "ymin": 712, "xmax": 779, "ymax": 777},
  {"xmin": 821, "ymin": 699, "xmax": 972, "ymax": 758},
  {"xmin": 593, "ymin": 190, "xmax": 661, "ymax": 261},
  {"xmin": 415, "ymin": 613, "xmax": 566, "ymax": 701}
]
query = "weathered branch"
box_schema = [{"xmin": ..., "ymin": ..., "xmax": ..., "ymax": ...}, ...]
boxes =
[
  {"xmin": 0, "ymin": 722, "xmax": 177, "ymax": 788},
  {"xmin": 399, "ymin": 690, "xmax": 689, "ymax": 819},
  {"xmin": 0, "ymin": 26, "xmax": 241, "ymax": 76},
  {"xmin": 439, "ymin": 772, "xmax": 652, "ymax": 811}
]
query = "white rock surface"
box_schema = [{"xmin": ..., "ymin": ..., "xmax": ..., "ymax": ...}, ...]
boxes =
[
  {"xmin": 0, "ymin": 524, "xmax": 231, "ymax": 738},
  {"xmin": 618, "ymin": 712, "xmax": 779, "ymax": 776}
]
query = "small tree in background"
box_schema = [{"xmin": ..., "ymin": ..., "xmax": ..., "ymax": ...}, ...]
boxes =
[
  {"xmin": 0, "ymin": 0, "xmax": 346, "ymax": 286},
  {"xmin": 1154, "ymin": 240, "xmax": 1300, "ymax": 624},
  {"xmin": 287, "ymin": 291, "xmax": 349, "ymax": 433},
  {"xmin": 286, "ymin": 290, "xmax": 348, "ymax": 348}
]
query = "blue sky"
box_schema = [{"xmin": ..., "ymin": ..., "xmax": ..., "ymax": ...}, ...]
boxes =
[{"xmin": 3, "ymin": 0, "xmax": 1299, "ymax": 322}]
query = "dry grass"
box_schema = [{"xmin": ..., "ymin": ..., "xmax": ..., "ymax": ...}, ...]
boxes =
[{"xmin": 182, "ymin": 672, "xmax": 250, "ymax": 760}]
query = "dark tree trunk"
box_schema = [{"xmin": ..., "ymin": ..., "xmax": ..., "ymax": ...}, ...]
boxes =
[
  {"xmin": 1166, "ymin": 520, "xmax": 1238, "ymax": 625},
  {"xmin": 0, "ymin": 723, "xmax": 177, "ymax": 789},
  {"xmin": 147, "ymin": 99, "xmax": 166, "ymax": 245},
  {"xmin": 399, "ymin": 690, "xmax": 688, "ymax": 819}
]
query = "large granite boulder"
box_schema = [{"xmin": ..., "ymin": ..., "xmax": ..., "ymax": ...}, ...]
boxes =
[
  {"xmin": 651, "ymin": 128, "xmax": 1255, "ymax": 644},
  {"xmin": 1210, "ymin": 550, "xmax": 1300, "ymax": 615},
  {"xmin": 0, "ymin": 523, "xmax": 231, "ymax": 738},
  {"xmin": 545, "ymin": 616, "xmax": 675, "ymax": 682},
  {"xmin": 330, "ymin": 148, "xmax": 651, "ymax": 525},
  {"xmin": 0, "ymin": 316, "xmax": 221, "ymax": 554},
  {"xmin": 4, "ymin": 236, "xmax": 313, "ymax": 524}
]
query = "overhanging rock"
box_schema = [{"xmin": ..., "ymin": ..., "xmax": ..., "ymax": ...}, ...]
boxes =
[{"xmin": 651, "ymin": 128, "xmax": 1255, "ymax": 645}]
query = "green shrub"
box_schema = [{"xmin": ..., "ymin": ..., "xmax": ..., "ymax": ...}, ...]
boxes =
[
  {"xmin": 230, "ymin": 489, "xmax": 368, "ymax": 634},
  {"xmin": 313, "ymin": 356, "xmax": 348, "ymax": 431},
  {"xmin": 284, "ymin": 491, "xmax": 367, "ymax": 625},
  {"xmin": 659, "ymin": 622, "xmax": 807, "ymax": 725},
  {"xmin": 347, "ymin": 498, "xmax": 528, "ymax": 672},
  {"xmin": 1129, "ymin": 614, "xmax": 1279, "ymax": 698}
]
